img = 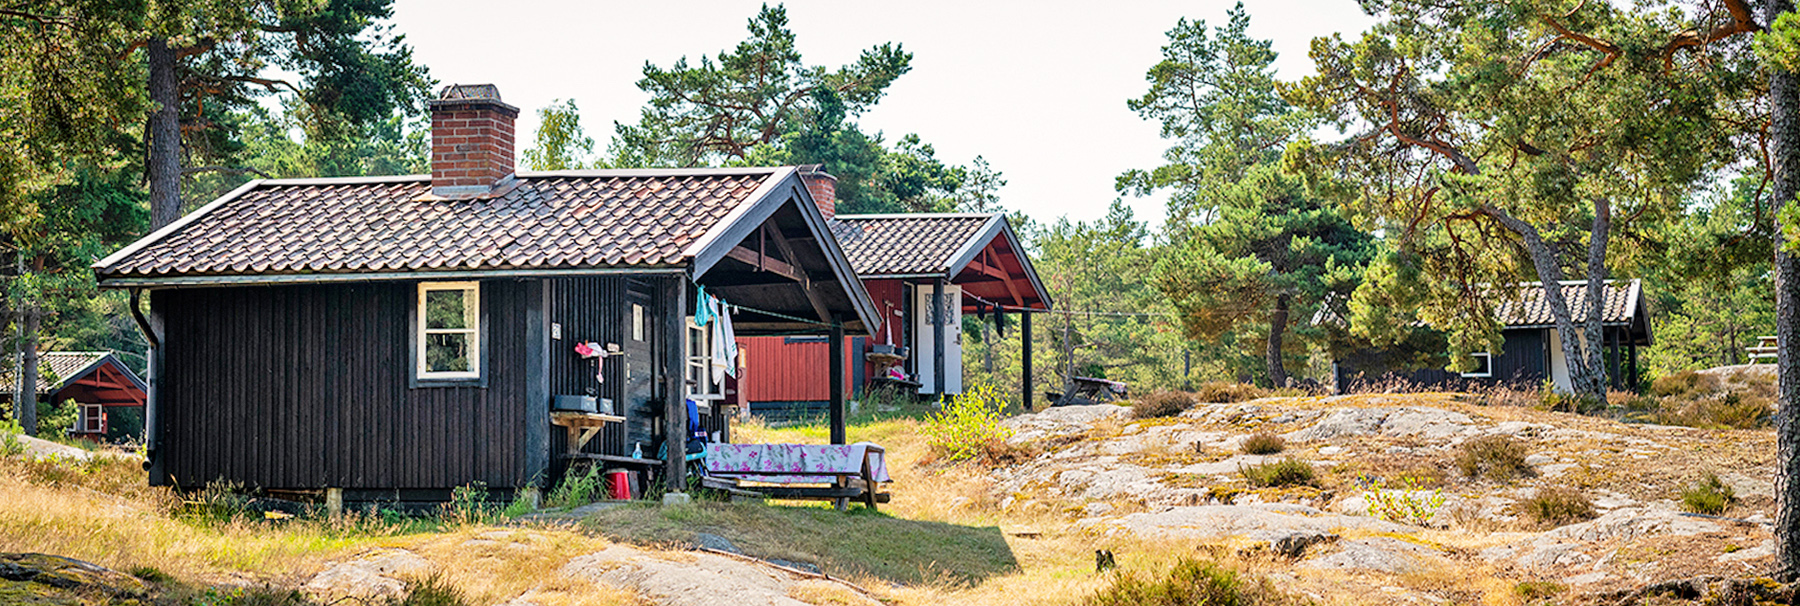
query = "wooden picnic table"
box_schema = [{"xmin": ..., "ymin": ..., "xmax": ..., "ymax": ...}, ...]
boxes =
[
  {"xmin": 1054, "ymin": 376, "xmax": 1128, "ymax": 406},
  {"xmin": 701, "ymin": 443, "xmax": 891, "ymax": 511},
  {"xmin": 1750, "ymin": 336, "xmax": 1778, "ymax": 362}
]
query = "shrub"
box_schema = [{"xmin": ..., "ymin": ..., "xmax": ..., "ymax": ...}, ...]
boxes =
[
  {"xmin": 1680, "ymin": 472, "xmax": 1738, "ymax": 515},
  {"xmin": 1240, "ymin": 457, "xmax": 1315, "ymax": 487},
  {"xmin": 1519, "ymin": 486, "xmax": 1596, "ymax": 528},
  {"xmin": 1514, "ymin": 581, "xmax": 1566, "ymax": 601},
  {"xmin": 442, "ymin": 481, "xmax": 494, "ymax": 525},
  {"xmin": 1192, "ymin": 382, "xmax": 1267, "ymax": 404},
  {"xmin": 1132, "ymin": 391, "xmax": 1197, "ymax": 419},
  {"xmin": 1654, "ymin": 392, "xmax": 1772, "ymax": 430},
  {"xmin": 1363, "ymin": 477, "xmax": 1446, "ymax": 526},
  {"xmin": 0, "ymin": 415, "xmax": 25, "ymax": 457},
  {"xmin": 548, "ymin": 465, "xmax": 605, "ymax": 508},
  {"xmin": 399, "ymin": 574, "xmax": 470, "ymax": 606},
  {"xmin": 1650, "ymin": 370, "xmax": 1718, "ymax": 398},
  {"xmin": 1087, "ymin": 557, "xmax": 1299, "ymax": 606},
  {"xmin": 1455, "ymin": 435, "xmax": 1533, "ymax": 482},
  {"xmin": 922, "ymin": 381, "xmax": 1015, "ymax": 462},
  {"xmin": 1239, "ymin": 433, "xmax": 1285, "ymax": 455}
]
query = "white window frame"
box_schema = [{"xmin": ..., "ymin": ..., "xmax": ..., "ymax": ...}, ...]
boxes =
[
  {"xmin": 417, "ymin": 281, "xmax": 481, "ymax": 381},
  {"xmin": 1461, "ymin": 352, "xmax": 1493, "ymax": 378},
  {"xmin": 685, "ymin": 318, "xmax": 724, "ymax": 401},
  {"xmin": 80, "ymin": 404, "xmax": 105, "ymax": 434}
]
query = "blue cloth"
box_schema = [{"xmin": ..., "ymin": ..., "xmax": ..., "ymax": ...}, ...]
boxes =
[{"xmin": 694, "ymin": 286, "xmax": 717, "ymax": 326}]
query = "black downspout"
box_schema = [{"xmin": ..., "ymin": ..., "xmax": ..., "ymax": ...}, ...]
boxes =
[
  {"xmin": 1021, "ymin": 310, "xmax": 1033, "ymax": 410},
  {"xmin": 829, "ymin": 320, "xmax": 845, "ymax": 445},
  {"xmin": 128, "ymin": 288, "xmax": 164, "ymax": 481}
]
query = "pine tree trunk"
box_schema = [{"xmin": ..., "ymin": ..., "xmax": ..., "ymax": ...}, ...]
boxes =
[
  {"xmin": 1769, "ymin": 0, "xmax": 1800, "ymax": 580},
  {"xmin": 147, "ymin": 38, "xmax": 181, "ymax": 230},
  {"xmin": 18, "ymin": 309, "xmax": 37, "ymax": 436},
  {"xmin": 1266, "ymin": 293, "xmax": 1290, "ymax": 389}
]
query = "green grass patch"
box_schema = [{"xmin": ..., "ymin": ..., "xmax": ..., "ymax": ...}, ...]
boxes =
[
  {"xmin": 1086, "ymin": 557, "xmax": 1301, "ymax": 606},
  {"xmin": 1680, "ymin": 472, "xmax": 1738, "ymax": 515},
  {"xmin": 580, "ymin": 501, "xmax": 1018, "ymax": 586},
  {"xmin": 1239, "ymin": 458, "xmax": 1316, "ymax": 487},
  {"xmin": 1455, "ymin": 435, "xmax": 1533, "ymax": 482}
]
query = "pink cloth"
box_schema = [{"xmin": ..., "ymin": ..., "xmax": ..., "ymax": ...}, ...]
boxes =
[{"xmin": 706, "ymin": 442, "xmax": 890, "ymax": 483}]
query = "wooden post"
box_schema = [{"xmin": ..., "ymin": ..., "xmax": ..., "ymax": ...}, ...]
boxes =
[
  {"xmin": 17, "ymin": 307, "xmax": 39, "ymax": 435},
  {"xmin": 830, "ymin": 320, "xmax": 845, "ymax": 445},
  {"xmin": 1021, "ymin": 311, "xmax": 1033, "ymax": 410},
  {"xmin": 932, "ymin": 278, "xmax": 946, "ymax": 396},
  {"xmin": 662, "ymin": 276, "xmax": 687, "ymax": 493},
  {"xmin": 524, "ymin": 280, "xmax": 550, "ymax": 485},
  {"xmin": 325, "ymin": 487, "xmax": 344, "ymax": 518}
]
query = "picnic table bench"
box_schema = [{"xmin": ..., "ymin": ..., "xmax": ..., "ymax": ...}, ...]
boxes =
[
  {"xmin": 700, "ymin": 442, "xmax": 891, "ymax": 510},
  {"xmin": 1052, "ymin": 376, "xmax": 1129, "ymax": 406},
  {"xmin": 1750, "ymin": 336, "xmax": 1778, "ymax": 362}
]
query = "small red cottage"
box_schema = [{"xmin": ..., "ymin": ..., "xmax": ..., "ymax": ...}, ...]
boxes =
[
  {"xmin": 738, "ymin": 169, "xmax": 1053, "ymax": 416},
  {"xmin": 1, "ymin": 352, "xmax": 148, "ymax": 441}
]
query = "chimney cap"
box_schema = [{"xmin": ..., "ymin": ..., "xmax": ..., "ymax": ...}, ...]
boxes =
[
  {"xmin": 797, "ymin": 164, "xmax": 837, "ymax": 182},
  {"xmin": 428, "ymin": 83, "xmax": 519, "ymax": 116}
]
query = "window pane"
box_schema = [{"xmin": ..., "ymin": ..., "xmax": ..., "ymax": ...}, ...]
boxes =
[
  {"xmin": 427, "ymin": 332, "xmax": 473, "ymax": 373},
  {"xmin": 426, "ymin": 289, "xmax": 472, "ymax": 329}
]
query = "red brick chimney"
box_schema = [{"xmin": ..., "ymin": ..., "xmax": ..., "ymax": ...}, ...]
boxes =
[
  {"xmin": 428, "ymin": 84, "xmax": 519, "ymax": 198},
  {"xmin": 798, "ymin": 164, "xmax": 837, "ymax": 219}
]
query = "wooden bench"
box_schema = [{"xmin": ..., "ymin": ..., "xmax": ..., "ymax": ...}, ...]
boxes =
[
  {"xmin": 1749, "ymin": 336, "xmax": 1778, "ymax": 363},
  {"xmin": 1054, "ymin": 376, "xmax": 1129, "ymax": 406},
  {"xmin": 701, "ymin": 443, "xmax": 891, "ymax": 511}
]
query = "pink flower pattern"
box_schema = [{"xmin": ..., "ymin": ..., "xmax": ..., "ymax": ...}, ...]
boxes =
[{"xmin": 707, "ymin": 442, "xmax": 890, "ymax": 484}]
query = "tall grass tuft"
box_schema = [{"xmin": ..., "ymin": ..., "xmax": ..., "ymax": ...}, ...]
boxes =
[
  {"xmin": 1132, "ymin": 391, "xmax": 1197, "ymax": 419},
  {"xmin": 1239, "ymin": 458, "xmax": 1315, "ymax": 487},
  {"xmin": 1680, "ymin": 472, "xmax": 1738, "ymax": 515},
  {"xmin": 1519, "ymin": 486, "xmax": 1596, "ymax": 528},
  {"xmin": 1087, "ymin": 557, "xmax": 1301, "ymax": 606},
  {"xmin": 442, "ymin": 482, "xmax": 494, "ymax": 525},
  {"xmin": 547, "ymin": 465, "xmax": 605, "ymax": 509},
  {"xmin": 1238, "ymin": 433, "xmax": 1285, "ymax": 455},
  {"xmin": 1455, "ymin": 435, "xmax": 1533, "ymax": 482},
  {"xmin": 921, "ymin": 381, "xmax": 1014, "ymax": 463}
]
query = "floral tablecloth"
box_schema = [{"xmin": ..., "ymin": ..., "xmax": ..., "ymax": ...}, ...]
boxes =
[{"xmin": 706, "ymin": 442, "xmax": 890, "ymax": 484}]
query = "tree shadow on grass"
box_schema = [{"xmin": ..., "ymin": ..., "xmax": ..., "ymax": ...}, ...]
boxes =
[{"xmin": 581, "ymin": 501, "xmax": 1018, "ymax": 586}]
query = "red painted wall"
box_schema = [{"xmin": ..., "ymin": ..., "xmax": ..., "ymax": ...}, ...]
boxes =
[{"xmin": 738, "ymin": 336, "xmax": 855, "ymax": 402}]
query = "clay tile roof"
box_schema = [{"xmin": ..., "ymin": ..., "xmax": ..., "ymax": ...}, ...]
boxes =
[
  {"xmin": 0, "ymin": 352, "xmax": 130, "ymax": 394},
  {"xmin": 828, "ymin": 214, "xmax": 997, "ymax": 277},
  {"xmin": 94, "ymin": 169, "xmax": 780, "ymax": 280},
  {"xmin": 1494, "ymin": 280, "xmax": 1642, "ymax": 327}
]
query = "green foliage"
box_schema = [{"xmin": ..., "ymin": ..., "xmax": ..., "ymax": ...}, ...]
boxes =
[
  {"xmin": 548, "ymin": 465, "xmax": 606, "ymax": 509},
  {"xmin": 1362, "ymin": 477, "xmax": 1445, "ymax": 526},
  {"xmin": 1192, "ymin": 382, "xmax": 1267, "ymax": 404},
  {"xmin": 1238, "ymin": 433, "xmax": 1285, "ymax": 455},
  {"xmin": 182, "ymin": 479, "xmax": 253, "ymax": 525},
  {"xmin": 1680, "ymin": 472, "xmax": 1738, "ymax": 515},
  {"xmin": 501, "ymin": 487, "xmax": 538, "ymax": 519},
  {"xmin": 1086, "ymin": 557, "xmax": 1299, "ymax": 606},
  {"xmin": 1641, "ymin": 178, "xmax": 1774, "ymax": 374},
  {"xmin": 1123, "ymin": 6, "xmax": 1373, "ymax": 387},
  {"xmin": 921, "ymin": 381, "xmax": 1014, "ymax": 463},
  {"xmin": 1133, "ymin": 391, "xmax": 1197, "ymax": 419},
  {"xmin": 1239, "ymin": 457, "xmax": 1315, "ymax": 487},
  {"xmin": 0, "ymin": 415, "xmax": 25, "ymax": 457},
  {"xmin": 1513, "ymin": 580, "xmax": 1566, "ymax": 602},
  {"xmin": 1454, "ymin": 435, "xmax": 1532, "ymax": 482},
  {"xmin": 522, "ymin": 99, "xmax": 595, "ymax": 171},
  {"xmin": 36, "ymin": 399, "xmax": 80, "ymax": 439},
  {"xmin": 1519, "ymin": 487, "xmax": 1597, "ymax": 528},
  {"xmin": 1287, "ymin": 0, "xmax": 1765, "ymax": 398},
  {"xmin": 442, "ymin": 481, "xmax": 494, "ymax": 525}
]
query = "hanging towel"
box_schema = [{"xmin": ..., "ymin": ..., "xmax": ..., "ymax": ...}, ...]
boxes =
[
  {"xmin": 709, "ymin": 297, "xmax": 734, "ymax": 384},
  {"xmin": 694, "ymin": 286, "xmax": 716, "ymax": 326},
  {"xmin": 720, "ymin": 301, "xmax": 738, "ymax": 378}
]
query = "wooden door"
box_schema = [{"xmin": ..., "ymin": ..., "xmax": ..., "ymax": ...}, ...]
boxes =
[{"xmin": 623, "ymin": 285, "xmax": 659, "ymax": 453}]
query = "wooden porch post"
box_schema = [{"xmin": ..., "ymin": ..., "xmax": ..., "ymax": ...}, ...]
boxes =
[
  {"xmin": 933, "ymin": 278, "xmax": 946, "ymax": 395},
  {"xmin": 662, "ymin": 276, "xmax": 687, "ymax": 494},
  {"xmin": 830, "ymin": 320, "xmax": 845, "ymax": 445},
  {"xmin": 1021, "ymin": 310, "xmax": 1033, "ymax": 410}
]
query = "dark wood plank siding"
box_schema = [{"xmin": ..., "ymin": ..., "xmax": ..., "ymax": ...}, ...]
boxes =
[
  {"xmin": 158, "ymin": 280, "xmax": 531, "ymax": 490},
  {"xmin": 546, "ymin": 276, "xmax": 630, "ymax": 457}
]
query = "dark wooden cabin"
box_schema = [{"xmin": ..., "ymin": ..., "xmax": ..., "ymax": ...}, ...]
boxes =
[
  {"xmin": 1332, "ymin": 279, "xmax": 1652, "ymax": 393},
  {"xmin": 93, "ymin": 85, "xmax": 879, "ymax": 503},
  {"xmin": 738, "ymin": 203, "xmax": 1052, "ymax": 416},
  {"xmin": 1, "ymin": 351, "xmax": 147, "ymax": 442}
]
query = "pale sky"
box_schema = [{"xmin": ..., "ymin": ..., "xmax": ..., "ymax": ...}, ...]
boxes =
[{"xmin": 389, "ymin": 0, "xmax": 1376, "ymax": 226}]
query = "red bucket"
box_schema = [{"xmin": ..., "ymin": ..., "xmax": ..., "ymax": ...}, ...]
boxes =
[{"xmin": 608, "ymin": 469, "xmax": 632, "ymax": 500}]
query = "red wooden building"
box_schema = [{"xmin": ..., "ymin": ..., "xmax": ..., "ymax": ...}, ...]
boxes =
[
  {"xmin": 1, "ymin": 351, "xmax": 147, "ymax": 441},
  {"xmin": 739, "ymin": 168, "xmax": 1052, "ymax": 417}
]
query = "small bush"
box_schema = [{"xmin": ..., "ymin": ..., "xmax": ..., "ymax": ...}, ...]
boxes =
[
  {"xmin": 1654, "ymin": 392, "xmax": 1772, "ymax": 430},
  {"xmin": 1132, "ymin": 391, "xmax": 1197, "ymax": 419},
  {"xmin": 548, "ymin": 465, "xmax": 605, "ymax": 508},
  {"xmin": 1519, "ymin": 486, "xmax": 1596, "ymax": 528},
  {"xmin": 1650, "ymin": 370, "xmax": 1718, "ymax": 398},
  {"xmin": 1363, "ymin": 477, "xmax": 1446, "ymax": 526},
  {"xmin": 1680, "ymin": 472, "xmax": 1738, "ymax": 515},
  {"xmin": 1239, "ymin": 433, "xmax": 1285, "ymax": 455},
  {"xmin": 922, "ymin": 381, "xmax": 1015, "ymax": 462},
  {"xmin": 1087, "ymin": 557, "xmax": 1299, "ymax": 606},
  {"xmin": 1514, "ymin": 580, "xmax": 1566, "ymax": 601},
  {"xmin": 1192, "ymin": 382, "xmax": 1267, "ymax": 404},
  {"xmin": 1240, "ymin": 457, "xmax": 1315, "ymax": 487},
  {"xmin": 0, "ymin": 415, "xmax": 25, "ymax": 457},
  {"xmin": 1455, "ymin": 435, "xmax": 1533, "ymax": 482}
]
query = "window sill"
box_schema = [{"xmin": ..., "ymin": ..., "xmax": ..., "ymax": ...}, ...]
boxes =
[{"xmin": 410, "ymin": 377, "xmax": 488, "ymax": 389}]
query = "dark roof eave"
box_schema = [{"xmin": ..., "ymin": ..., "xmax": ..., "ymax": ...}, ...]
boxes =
[{"xmin": 97, "ymin": 265, "xmax": 691, "ymax": 288}]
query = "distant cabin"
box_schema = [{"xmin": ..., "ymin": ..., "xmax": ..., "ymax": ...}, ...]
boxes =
[
  {"xmin": 0, "ymin": 351, "xmax": 147, "ymax": 442},
  {"xmin": 737, "ymin": 210, "xmax": 1052, "ymax": 419},
  {"xmin": 92, "ymin": 84, "xmax": 880, "ymax": 504},
  {"xmin": 1331, "ymin": 279, "xmax": 1651, "ymax": 393}
]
